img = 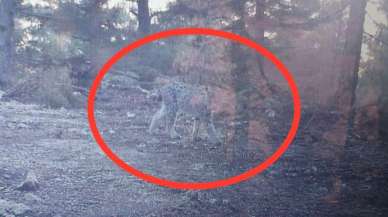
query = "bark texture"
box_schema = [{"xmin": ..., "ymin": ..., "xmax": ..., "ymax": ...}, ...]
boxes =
[
  {"xmin": 324, "ymin": 0, "xmax": 367, "ymax": 146},
  {"xmin": 137, "ymin": 0, "xmax": 151, "ymax": 35},
  {"xmin": 0, "ymin": 0, "xmax": 15, "ymax": 86}
]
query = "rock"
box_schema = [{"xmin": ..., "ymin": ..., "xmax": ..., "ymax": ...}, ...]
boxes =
[
  {"xmin": 16, "ymin": 123, "xmax": 28, "ymax": 129},
  {"xmin": 222, "ymin": 199, "xmax": 230, "ymax": 204},
  {"xmin": 209, "ymin": 198, "xmax": 217, "ymax": 204},
  {"xmin": 73, "ymin": 91, "xmax": 82, "ymax": 96},
  {"xmin": 54, "ymin": 130, "xmax": 63, "ymax": 139},
  {"xmin": 24, "ymin": 193, "xmax": 42, "ymax": 203},
  {"xmin": 149, "ymin": 138, "xmax": 159, "ymax": 144},
  {"xmin": 197, "ymin": 192, "xmax": 213, "ymax": 203},
  {"xmin": 80, "ymin": 128, "xmax": 89, "ymax": 136},
  {"xmin": 137, "ymin": 143, "xmax": 146, "ymax": 149},
  {"xmin": 184, "ymin": 190, "xmax": 199, "ymax": 201},
  {"xmin": 265, "ymin": 109, "xmax": 276, "ymax": 118},
  {"xmin": 126, "ymin": 112, "xmax": 136, "ymax": 118},
  {"xmin": 193, "ymin": 163, "xmax": 205, "ymax": 171},
  {"xmin": 5, "ymin": 122, "xmax": 28, "ymax": 130},
  {"xmin": 16, "ymin": 171, "xmax": 39, "ymax": 192},
  {"xmin": 66, "ymin": 128, "xmax": 88, "ymax": 138},
  {"xmin": 185, "ymin": 191, "xmax": 216, "ymax": 204},
  {"xmin": 0, "ymin": 199, "xmax": 31, "ymax": 217},
  {"xmin": 3, "ymin": 173, "xmax": 11, "ymax": 179},
  {"xmin": 318, "ymin": 187, "xmax": 329, "ymax": 194},
  {"xmin": 6, "ymin": 123, "xmax": 14, "ymax": 129}
]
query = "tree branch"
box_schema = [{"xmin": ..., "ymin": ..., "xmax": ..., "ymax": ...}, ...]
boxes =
[
  {"xmin": 364, "ymin": 31, "xmax": 388, "ymax": 47},
  {"xmin": 150, "ymin": 11, "xmax": 163, "ymax": 19},
  {"xmin": 129, "ymin": 9, "xmax": 138, "ymax": 17},
  {"xmin": 277, "ymin": 3, "xmax": 349, "ymax": 30},
  {"xmin": 18, "ymin": 10, "xmax": 55, "ymax": 20}
]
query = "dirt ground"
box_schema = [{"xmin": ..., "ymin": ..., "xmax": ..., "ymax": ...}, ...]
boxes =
[{"xmin": 0, "ymin": 87, "xmax": 387, "ymax": 217}]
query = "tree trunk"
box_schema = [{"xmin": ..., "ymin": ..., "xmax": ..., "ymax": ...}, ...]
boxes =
[
  {"xmin": 83, "ymin": 0, "xmax": 107, "ymax": 87},
  {"xmin": 255, "ymin": 0, "xmax": 265, "ymax": 42},
  {"xmin": 322, "ymin": 0, "xmax": 367, "ymax": 203},
  {"xmin": 252, "ymin": 0, "xmax": 273, "ymax": 96},
  {"xmin": 0, "ymin": 0, "xmax": 15, "ymax": 87},
  {"xmin": 137, "ymin": 0, "xmax": 151, "ymax": 35},
  {"xmin": 254, "ymin": 0, "xmax": 267, "ymax": 85},
  {"xmin": 379, "ymin": 93, "xmax": 388, "ymax": 143},
  {"xmin": 229, "ymin": 1, "xmax": 251, "ymax": 160},
  {"xmin": 344, "ymin": 0, "xmax": 368, "ymax": 141},
  {"xmin": 325, "ymin": 0, "xmax": 367, "ymax": 146},
  {"xmin": 337, "ymin": 0, "xmax": 367, "ymax": 143},
  {"xmin": 234, "ymin": 0, "xmax": 275, "ymax": 98}
]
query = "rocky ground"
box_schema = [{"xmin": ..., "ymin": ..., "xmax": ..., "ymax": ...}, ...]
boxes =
[{"xmin": 0, "ymin": 88, "xmax": 387, "ymax": 217}]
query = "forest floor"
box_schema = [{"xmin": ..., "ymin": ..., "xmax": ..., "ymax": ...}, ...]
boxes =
[{"xmin": 0, "ymin": 88, "xmax": 387, "ymax": 217}]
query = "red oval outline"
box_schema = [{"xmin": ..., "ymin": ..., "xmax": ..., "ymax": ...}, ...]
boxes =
[{"xmin": 87, "ymin": 28, "xmax": 301, "ymax": 190}]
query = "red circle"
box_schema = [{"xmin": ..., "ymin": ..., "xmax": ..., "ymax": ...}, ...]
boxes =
[{"xmin": 87, "ymin": 28, "xmax": 301, "ymax": 190}]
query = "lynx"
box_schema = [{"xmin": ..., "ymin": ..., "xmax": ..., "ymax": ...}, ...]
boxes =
[{"xmin": 147, "ymin": 81, "xmax": 221, "ymax": 144}]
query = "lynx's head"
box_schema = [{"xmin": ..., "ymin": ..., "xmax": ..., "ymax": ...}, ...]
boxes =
[{"xmin": 146, "ymin": 88, "xmax": 162, "ymax": 102}]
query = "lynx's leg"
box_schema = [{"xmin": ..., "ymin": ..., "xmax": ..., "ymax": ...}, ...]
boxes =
[
  {"xmin": 191, "ymin": 117, "xmax": 200, "ymax": 142},
  {"xmin": 224, "ymin": 124, "xmax": 235, "ymax": 162},
  {"xmin": 148, "ymin": 104, "xmax": 166, "ymax": 134},
  {"xmin": 168, "ymin": 111, "xmax": 181, "ymax": 139},
  {"xmin": 203, "ymin": 113, "xmax": 222, "ymax": 144}
]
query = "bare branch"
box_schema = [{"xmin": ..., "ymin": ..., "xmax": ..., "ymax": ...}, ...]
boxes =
[
  {"xmin": 129, "ymin": 9, "xmax": 138, "ymax": 17},
  {"xmin": 150, "ymin": 11, "xmax": 163, "ymax": 19},
  {"xmin": 18, "ymin": 11, "xmax": 55, "ymax": 20},
  {"xmin": 278, "ymin": 3, "xmax": 349, "ymax": 30},
  {"xmin": 364, "ymin": 31, "xmax": 388, "ymax": 47}
]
